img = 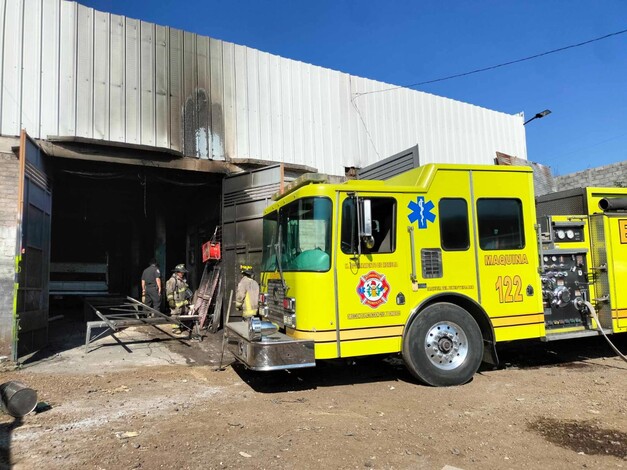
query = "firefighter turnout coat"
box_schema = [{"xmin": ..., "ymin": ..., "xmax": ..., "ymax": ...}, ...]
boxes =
[
  {"xmin": 236, "ymin": 276, "xmax": 259, "ymax": 318},
  {"xmin": 166, "ymin": 274, "xmax": 190, "ymax": 315}
]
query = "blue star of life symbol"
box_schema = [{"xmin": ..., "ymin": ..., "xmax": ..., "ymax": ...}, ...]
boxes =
[{"xmin": 408, "ymin": 196, "xmax": 436, "ymax": 229}]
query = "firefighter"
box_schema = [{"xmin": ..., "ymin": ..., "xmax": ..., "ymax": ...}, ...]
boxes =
[
  {"xmin": 235, "ymin": 265, "xmax": 260, "ymax": 319},
  {"xmin": 166, "ymin": 263, "xmax": 193, "ymax": 315},
  {"xmin": 140, "ymin": 258, "xmax": 162, "ymax": 311}
]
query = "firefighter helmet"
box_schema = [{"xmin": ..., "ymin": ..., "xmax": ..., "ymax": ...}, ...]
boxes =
[
  {"xmin": 173, "ymin": 263, "xmax": 188, "ymax": 273},
  {"xmin": 240, "ymin": 264, "xmax": 254, "ymax": 277}
]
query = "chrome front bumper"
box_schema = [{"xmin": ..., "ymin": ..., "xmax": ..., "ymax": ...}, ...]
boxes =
[{"xmin": 225, "ymin": 322, "xmax": 316, "ymax": 371}]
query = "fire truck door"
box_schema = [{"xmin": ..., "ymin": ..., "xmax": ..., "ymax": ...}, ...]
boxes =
[
  {"xmin": 334, "ymin": 192, "xmax": 405, "ymax": 358},
  {"xmin": 471, "ymin": 171, "xmax": 543, "ymax": 339}
]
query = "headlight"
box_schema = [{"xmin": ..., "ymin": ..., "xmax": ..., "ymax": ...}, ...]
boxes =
[{"xmin": 248, "ymin": 317, "xmax": 278, "ymax": 341}]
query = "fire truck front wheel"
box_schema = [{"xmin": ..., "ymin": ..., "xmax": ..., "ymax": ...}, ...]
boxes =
[{"xmin": 402, "ymin": 302, "xmax": 483, "ymax": 387}]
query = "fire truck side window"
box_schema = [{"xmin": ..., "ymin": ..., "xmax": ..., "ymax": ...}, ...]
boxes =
[
  {"xmin": 341, "ymin": 197, "xmax": 396, "ymax": 254},
  {"xmin": 477, "ymin": 198, "xmax": 525, "ymax": 250},
  {"xmin": 439, "ymin": 198, "xmax": 469, "ymax": 251}
]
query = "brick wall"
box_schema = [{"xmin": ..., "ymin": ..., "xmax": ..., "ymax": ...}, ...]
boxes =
[
  {"xmin": 0, "ymin": 150, "xmax": 18, "ymax": 359},
  {"xmin": 555, "ymin": 161, "xmax": 627, "ymax": 191}
]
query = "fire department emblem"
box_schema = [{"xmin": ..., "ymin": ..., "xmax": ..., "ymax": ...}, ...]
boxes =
[{"xmin": 356, "ymin": 271, "xmax": 391, "ymax": 309}]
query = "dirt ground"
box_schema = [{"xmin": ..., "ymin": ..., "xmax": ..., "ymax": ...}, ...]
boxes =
[{"xmin": 1, "ymin": 317, "xmax": 626, "ymax": 470}]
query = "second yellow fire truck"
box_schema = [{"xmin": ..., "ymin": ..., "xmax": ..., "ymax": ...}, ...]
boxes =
[{"xmin": 226, "ymin": 163, "xmax": 627, "ymax": 386}]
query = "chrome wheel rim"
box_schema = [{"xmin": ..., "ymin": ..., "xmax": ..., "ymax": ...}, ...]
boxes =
[{"xmin": 424, "ymin": 321, "xmax": 468, "ymax": 370}]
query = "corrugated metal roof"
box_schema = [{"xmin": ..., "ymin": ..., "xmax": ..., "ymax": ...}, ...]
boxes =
[{"xmin": 0, "ymin": 0, "xmax": 527, "ymax": 176}]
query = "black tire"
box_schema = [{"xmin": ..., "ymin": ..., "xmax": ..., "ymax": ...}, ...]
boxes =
[{"xmin": 402, "ymin": 302, "xmax": 482, "ymax": 387}]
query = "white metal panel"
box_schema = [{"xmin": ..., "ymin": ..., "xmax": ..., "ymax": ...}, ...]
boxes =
[
  {"xmin": 221, "ymin": 41, "xmax": 236, "ymax": 160},
  {"xmin": 125, "ymin": 17, "xmax": 140, "ymax": 144},
  {"xmin": 341, "ymin": 75, "xmax": 355, "ymax": 167},
  {"xmin": 109, "ymin": 14, "xmax": 125, "ymax": 142},
  {"xmin": 168, "ymin": 27, "xmax": 182, "ymax": 152},
  {"xmin": 1, "ymin": 0, "xmax": 23, "ymax": 136},
  {"xmin": 268, "ymin": 53, "xmax": 282, "ymax": 162},
  {"xmin": 209, "ymin": 38, "xmax": 224, "ymax": 160},
  {"xmin": 257, "ymin": 50, "xmax": 271, "ymax": 160},
  {"xmin": 290, "ymin": 60, "xmax": 304, "ymax": 165},
  {"xmin": 21, "ymin": 0, "xmax": 41, "ymax": 136},
  {"xmin": 234, "ymin": 44, "xmax": 249, "ymax": 158},
  {"xmin": 301, "ymin": 62, "xmax": 314, "ymax": 170},
  {"xmin": 182, "ymin": 30, "xmax": 196, "ymax": 156},
  {"xmin": 58, "ymin": 0, "xmax": 76, "ymax": 136},
  {"xmin": 279, "ymin": 55, "xmax": 293, "ymax": 164},
  {"xmin": 196, "ymin": 34, "xmax": 210, "ymax": 159},
  {"xmin": 309, "ymin": 65, "xmax": 322, "ymax": 172},
  {"xmin": 40, "ymin": 0, "xmax": 60, "ymax": 138},
  {"xmin": 328, "ymin": 72, "xmax": 343, "ymax": 174},
  {"xmin": 246, "ymin": 48, "xmax": 260, "ymax": 160},
  {"xmin": 76, "ymin": 3, "xmax": 93, "ymax": 138},
  {"xmin": 140, "ymin": 21, "xmax": 155, "ymax": 146},
  {"xmin": 93, "ymin": 10, "xmax": 109, "ymax": 140},
  {"xmin": 0, "ymin": 0, "xmax": 5, "ymax": 134},
  {"xmin": 155, "ymin": 24, "xmax": 169, "ymax": 149}
]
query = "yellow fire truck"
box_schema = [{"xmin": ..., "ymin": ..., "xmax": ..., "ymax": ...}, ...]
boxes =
[{"xmin": 225, "ymin": 164, "xmax": 627, "ymax": 386}]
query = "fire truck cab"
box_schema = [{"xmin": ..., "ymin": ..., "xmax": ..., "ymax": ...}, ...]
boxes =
[{"xmin": 225, "ymin": 164, "xmax": 627, "ymax": 386}]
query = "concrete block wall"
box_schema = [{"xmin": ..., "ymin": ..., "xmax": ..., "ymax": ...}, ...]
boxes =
[
  {"xmin": 555, "ymin": 160, "xmax": 627, "ymax": 191},
  {"xmin": 0, "ymin": 150, "xmax": 18, "ymax": 359}
]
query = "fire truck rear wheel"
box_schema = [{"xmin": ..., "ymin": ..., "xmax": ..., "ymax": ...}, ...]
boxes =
[{"xmin": 402, "ymin": 302, "xmax": 482, "ymax": 387}]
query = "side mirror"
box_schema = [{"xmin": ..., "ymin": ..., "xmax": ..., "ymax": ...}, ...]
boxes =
[{"xmin": 359, "ymin": 199, "xmax": 372, "ymax": 238}]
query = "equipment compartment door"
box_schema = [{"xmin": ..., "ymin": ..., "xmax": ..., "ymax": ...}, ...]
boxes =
[
  {"xmin": 607, "ymin": 216, "xmax": 627, "ymax": 330},
  {"xmin": 471, "ymin": 170, "xmax": 544, "ymax": 341},
  {"xmin": 14, "ymin": 131, "xmax": 52, "ymax": 360}
]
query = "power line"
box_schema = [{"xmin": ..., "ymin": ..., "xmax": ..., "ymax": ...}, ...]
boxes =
[{"xmin": 354, "ymin": 27, "xmax": 627, "ymax": 98}]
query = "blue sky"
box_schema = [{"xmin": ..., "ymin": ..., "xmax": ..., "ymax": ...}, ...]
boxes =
[{"xmin": 81, "ymin": 1, "xmax": 627, "ymax": 176}]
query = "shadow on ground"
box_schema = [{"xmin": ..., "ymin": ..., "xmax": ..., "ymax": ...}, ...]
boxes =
[
  {"xmin": 0, "ymin": 417, "xmax": 22, "ymax": 470},
  {"xmin": 496, "ymin": 334, "xmax": 627, "ymax": 370},
  {"xmin": 233, "ymin": 334, "xmax": 627, "ymax": 393}
]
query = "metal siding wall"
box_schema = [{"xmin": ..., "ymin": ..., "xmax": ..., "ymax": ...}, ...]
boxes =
[
  {"xmin": 234, "ymin": 44, "xmax": 248, "ymax": 159},
  {"xmin": 196, "ymin": 34, "xmax": 210, "ymax": 159},
  {"xmin": 268, "ymin": 53, "xmax": 282, "ymax": 162},
  {"xmin": 155, "ymin": 24, "xmax": 169, "ymax": 149},
  {"xmin": 125, "ymin": 18, "xmax": 140, "ymax": 144},
  {"xmin": 0, "ymin": 1, "xmax": 4, "ymax": 134},
  {"xmin": 209, "ymin": 38, "xmax": 224, "ymax": 160},
  {"xmin": 169, "ymin": 27, "xmax": 182, "ymax": 152},
  {"xmin": 93, "ymin": 10, "xmax": 109, "ymax": 140},
  {"xmin": 246, "ymin": 47, "xmax": 260, "ymax": 161},
  {"xmin": 279, "ymin": 56, "xmax": 293, "ymax": 165},
  {"xmin": 257, "ymin": 51, "xmax": 271, "ymax": 161},
  {"xmin": 291, "ymin": 60, "xmax": 304, "ymax": 165},
  {"xmin": 76, "ymin": 4, "xmax": 93, "ymax": 138},
  {"xmin": 182, "ymin": 30, "xmax": 196, "ymax": 156},
  {"xmin": 309, "ymin": 65, "xmax": 322, "ymax": 172},
  {"xmin": 58, "ymin": 0, "xmax": 76, "ymax": 136},
  {"xmin": 0, "ymin": 0, "xmax": 527, "ymax": 175},
  {"xmin": 222, "ymin": 41, "xmax": 235, "ymax": 160},
  {"xmin": 1, "ymin": 0, "xmax": 22, "ymax": 135},
  {"xmin": 22, "ymin": 0, "xmax": 41, "ymax": 136},
  {"xmin": 109, "ymin": 14, "xmax": 125, "ymax": 142},
  {"xmin": 140, "ymin": 21, "xmax": 155, "ymax": 146}
]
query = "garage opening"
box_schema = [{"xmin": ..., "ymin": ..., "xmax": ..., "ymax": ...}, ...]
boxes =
[{"xmin": 46, "ymin": 157, "xmax": 222, "ymax": 352}]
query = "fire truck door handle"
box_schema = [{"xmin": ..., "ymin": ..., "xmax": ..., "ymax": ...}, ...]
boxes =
[{"xmin": 408, "ymin": 226, "xmax": 417, "ymax": 283}]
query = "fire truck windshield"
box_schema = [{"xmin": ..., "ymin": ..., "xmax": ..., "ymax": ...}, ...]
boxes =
[{"xmin": 261, "ymin": 197, "xmax": 332, "ymax": 272}]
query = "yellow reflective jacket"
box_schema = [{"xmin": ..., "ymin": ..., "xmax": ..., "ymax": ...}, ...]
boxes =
[{"xmin": 235, "ymin": 276, "xmax": 259, "ymax": 318}]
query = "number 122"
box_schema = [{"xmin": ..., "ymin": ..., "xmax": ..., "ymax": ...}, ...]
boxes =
[{"xmin": 495, "ymin": 275, "xmax": 523, "ymax": 303}]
